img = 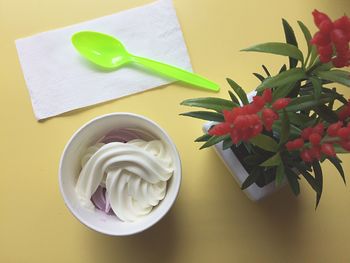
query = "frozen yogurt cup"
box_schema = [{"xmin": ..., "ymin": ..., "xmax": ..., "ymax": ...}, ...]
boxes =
[{"xmin": 59, "ymin": 113, "xmax": 181, "ymax": 236}]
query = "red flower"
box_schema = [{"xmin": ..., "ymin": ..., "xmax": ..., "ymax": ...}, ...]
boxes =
[
  {"xmin": 225, "ymin": 110, "xmax": 235, "ymax": 121},
  {"xmin": 319, "ymin": 19, "xmax": 334, "ymax": 34},
  {"xmin": 234, "ymin": 115, "xmax": 251, "ymax": 128},
  {"xmin": 301, "ymin": 149, "xmax": 313, "ymax": 163},
  {"xmin": 312, "ymin": 9, "xmax": 332, "ymax": 28},
  {"xmin": 327, "ymin": 121, "xmax": 343, "ymax": 136},
  {"xmin": 293, "ymin": 138, "xmax": 304, "ymax": 148},
  {"xmin": 311, "ymin": 31, "xmax": 331, "ymax": 46},
  {"xmin": 252, "ymin": 96, "xmax": 266, "ymax": 110},
  {"xmin": 261, "ymin": 108, "xmax": 279, "ymax": 131},
  {"xmin": 209, "ymin": 122, "xmax": 231, "ymax": 136},
  {"xmin": 285, "ymin": 138, "xmax": 304, "ymax": 151},
  {"xmin": 285, "ymin": 141, "xmax": 295, "ymax": 151},
  {"xmin": 311, "ymin": 11, "xmax": 350, "ymax": 68},
  {"xmin": 334, "ymin": 16, "xmax": 350, "ymax": 34},
  {"xmin": 231, "ymin": 107, "xmax": 245, "ymax": 121},
  {"xmin": 291, "ymin": 121, "xmax": 344, "ymax": 162},
  {"xmin": 208, "ymin": 110, "xmax": 235, "ymax": 136},
  {"xmin": 233, "ymin": 114, "xmax": 263, "ymax": 142},
  {"xmin": 209, "ymin": 106, "xmax": 264, "ymax": 144},
  {"xmin": 210, "ymin": 90, "xmax": 297, "ymax": 145},
  {"xmin": 318, "ymin": 44, "xmax": 333, "ymax": 62},
  {"xmin": 337, "ymin": 127, "xmax": 350, "ymax": 140},
  {"xmin": 321, "ymin": 143, "xmax": 336, "ymax": 157},
  {"xmin": 243, "ymin": 103, "xmax": 260, "ymax": 114},
  {"xmin": 229, "ymin": 129, "xmax": 240, "ymax": 144},
  {"xmin": 340, "ymin": 140, "xmax": 350, "ymax": 151},
  {"xmin": 320, "ymin": 54, "xmax": 332, "ymax": 63},
  {"xmin": 230, "ymin": 117, "xmax": 261, "ymax": 143},
  {"xmin": 309, "ymin": 145, "xmax": 322, "ymax": 160},
  {"xmin": 309, "ymin": 133, "xmax": 322, "ymax": 145},
  {"xmin": 272, "ymin": 98, "xmax": 291, "ymax": 111},
  {"xmin": 312, "ymin": 123, "xmax": 325, "ymax": 136},
  {"xmin": 262, "ymin": 88, "xmax": 272, "ymax": 103},
  {"xmin": 337, "ymin": 101, "xmax": 350, "ymax": 121},
  {"xmin": 331, "ymin": 29, "xmax": 348, "ymax": 46},
  {"xmin": 332, "ymin": 56, "xmax": 349, "ymax": 68},
  {"xmin": 301, "ymin": 127, "xmax": 313, "ymax": 140}
]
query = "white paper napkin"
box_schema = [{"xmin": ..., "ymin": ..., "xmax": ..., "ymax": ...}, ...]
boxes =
[{"xmin": 15, "ymin": 0, "xmax": 192, "ymax": 120}]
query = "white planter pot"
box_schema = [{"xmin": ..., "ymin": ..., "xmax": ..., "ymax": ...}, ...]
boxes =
[{"xmin": 203, "ymin": 122, "xmax": 283, "ymax": 201}]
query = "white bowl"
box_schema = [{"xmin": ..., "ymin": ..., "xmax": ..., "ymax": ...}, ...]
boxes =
[{"xmin": 59, "ymin": 113, "xmax": 181, "ymax": 236}]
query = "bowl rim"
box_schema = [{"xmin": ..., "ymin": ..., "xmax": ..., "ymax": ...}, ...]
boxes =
[{"xmin": 58, "ymin": 112, "xmax": 182, "ymax": 236}]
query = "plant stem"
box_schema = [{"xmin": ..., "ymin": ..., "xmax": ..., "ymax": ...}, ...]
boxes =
[
  {"xmin": 306, "ymin": 60, "xmax": 322, "ymax": 74},
  {"xmin": 322, "ymin": 136, "xmax": 341, "ymax": 144},
  {"xmin": 304, "ymin": 51, "xmax": 311, "ymax": 71}
]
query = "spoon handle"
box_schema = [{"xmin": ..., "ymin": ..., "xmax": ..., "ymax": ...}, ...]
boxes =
[{"xmin": 131, "ymin": 55, "xmax": 219, "ymax": 91}]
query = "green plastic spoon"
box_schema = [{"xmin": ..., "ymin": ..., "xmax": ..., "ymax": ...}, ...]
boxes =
[{"xmin": 71, "ymin": 31, "xmax": 219, "ymax": 92}]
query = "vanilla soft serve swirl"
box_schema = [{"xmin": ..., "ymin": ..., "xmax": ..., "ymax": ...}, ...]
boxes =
[{"xmin": 75, "ymin": 139, "xmax": 174, "ymax": 222}]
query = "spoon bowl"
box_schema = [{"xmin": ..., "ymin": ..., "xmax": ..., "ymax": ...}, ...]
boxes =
[
  {"xmin": 72, "ymin": 31, "xmax": 130, "ymax": 68},
  {"xmin": 72, "ymin": 31, "xmax": 219, "ymax": 91}
]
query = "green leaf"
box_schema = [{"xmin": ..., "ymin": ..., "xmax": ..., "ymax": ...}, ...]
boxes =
[
  {"xmin": 327, "ymin": 157, "xmax": 346, "ymax": 184},
  {"xmin": 314, "ymin": 104, "xmax": 338, "ymax": 123},
  {"xmin": 312, "ymin": 161, "xmax": 323, "ymax": 208},
  {"xmin": 272, "ymin": 82, "xmax": 297, "ymax": 101},
  {"xmin": 282, "ymin": 19, "xmax": 298, "ymax": 48},
  {"xmin": 302, "ymin": 79, "xmax": 333, "ymax": 89},
  {"xmin": 249, "ymin": 134, "xmax": 279, "ymax": 152},
  {"xmin": 317, "ymin": 70, "xmax": 350, "ymax": 87},
  {"xmin": 200, "ymin": 135, "xmax": 229, "ymax": 149},
  {"xmin": 310, "ymin": 77, "xmax": 322, "ymax": 100},
  {"xmin": 256, "ymin": 68, "xmax": 307, "ymax": 91},
  {"xmin": 328, "ymin": 88, "xmax": 338, "ymax": 110},
  {"xmin": 297, "ymin": 20, "xmax": 318, "ymax": 67},
  {"xmin": 260, "ymin": 152, "xmax": 281, "ymax": 167},
  {"xmin": 279, "ymin": 64, "xmax": 287, "ymax": 73},
  {"xmin": 253, "ymin": 73, "xmax": 265, "ymax": 82},
  {"xmin": 228, "ymin": 90, "xmax": 240, "ymax": 105},
  {"xmin": 262, "ymin": 65, "xmax": 271, "ymax": 77},
  {"xmin": 244, "ymin": 154, "xmax": 265, "ymax": 166},
  {"xmin": 286, "ymin": 100, "xmax": 321, "ymax": 112},
  {"xmin": 242, "ymin": 42, "xmax": 304, "ymax": 61},
  {"xmin": 297, "ymin": 21, "xmax": 312, "ymax": 56},
  {"xmin": 334, "ymin": 144, "xmax": 350, "ymax": 153},
  {"xmin": 279, "ymin": 110, "xmax": 290, "ymax": 146},
  {"xmin": 275, "ymin": 162, "xmax": 285, "ymax": 186},
  {"xmin": 313, "ymin": 62, "xmax": 333, "ymax": 73},
  {"xmin": 243, "ymin": 142, "xmax": 253, "ymax": 154},
  {"xmin": 180, "ymin": 97, "xmax": 237, "ymax": 112},
  {"xmin": 241, "ymin": 168, "xmax": 261, "ymax": 190},
  {"xmin": 226, "ymin": 78, "xmax": 249, "ymax": 105},
  {"xmin": 285, "ymin": 168, "xmax": 300, "ymax": 196},
  {"xmin": 288, "ymin": 94, "xmax": 314, "ymax": 105},
  {"xmin": 298, "ymin": 20, "xmax": 318, "ymax": 67},
  {"xmin": 287, "ymin": 81, "xmax": 302, "ymax": 98},
  {"xmin": 222, "ymin": 137, "xmax": 233, "ymax": 150},
  {"xmin": 287, "ymin": 112, "xmax": 314, "ymax": 127},
  {"xmin": 309, "ymin": 47, "xmax": 319, "ymax": 69},
  {"xmin": 322, "ymin": 87, "xmax": 347, "ymax": 104},
  {"xmin": 282, "ymin": 18, "xmax": 298, "ymax": 68},
  {"xmin": 180, "ymin": 111, "xmax": 224, "ymax": 122},
  {"xmin": 288, "ymin": 94, "xmax": 330, "ymax": 106},
  {"xmin": 295, "ymin": 165, "xmax": 320, "ymax": 192},
  {"xmin": 286, "ymin": 95, "xmax": 335, "ymax": 112},
  {"xmin": 195, "ymin": 133, "xmax": 212, "ymax": 142},
  {"xmin": 272, "ymin": 121, "xmax": 301, "ymax": 137}
]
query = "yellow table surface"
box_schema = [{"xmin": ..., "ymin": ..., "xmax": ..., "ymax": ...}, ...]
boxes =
[{"xmin": 1, "ymin": 0, "xmax": 350, "ymax": 262}]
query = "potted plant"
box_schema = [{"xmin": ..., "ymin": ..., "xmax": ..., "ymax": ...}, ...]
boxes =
[{"xmin": 180, "ymin": 10, "xmax": 350, "ymax": 207}]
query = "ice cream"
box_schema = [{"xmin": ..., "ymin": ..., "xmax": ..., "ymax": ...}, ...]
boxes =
[{"xmin": 75, "ymin": 135, "xmax": 174, "ymax": 222}]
